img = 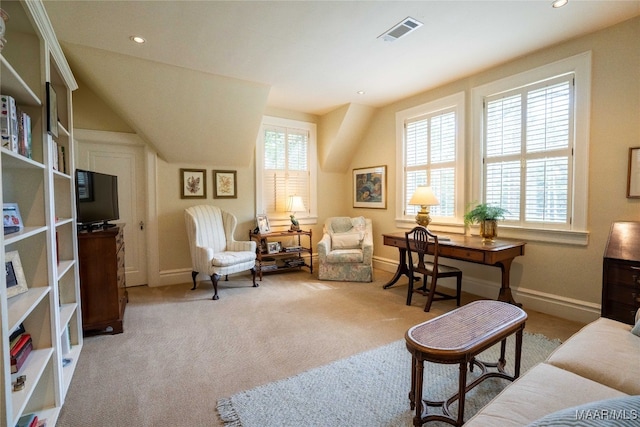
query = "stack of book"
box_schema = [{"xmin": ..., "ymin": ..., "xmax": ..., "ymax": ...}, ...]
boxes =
[
  {"xmin": 283, "ymin": 245, "xmax": 303, "ymax": 252},
  {"xmin": 1, "ymin": 94, "xmax": 32, "ymax": 159},
  {"xmin": 259, "ymin": 257, "xmax": 278, "ymax": 271},
  {"xmin": 16, "ymin": 412, "xmax": 44, "ymax": 427},
  {"xmin": 283, "ymin": 257, "xmax": 305, "ymax": 267},
  {"xmin": 10, "ymin": 325, "xmax": 32, "ymax": 374}
]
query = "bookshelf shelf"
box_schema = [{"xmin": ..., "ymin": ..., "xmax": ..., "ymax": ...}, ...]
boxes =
[{"xmin": 1, "ymin": 1, "xmax": 82, "ymax": 425}]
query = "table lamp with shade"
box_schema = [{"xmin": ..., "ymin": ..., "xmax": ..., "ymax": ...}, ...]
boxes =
[
  {"xmin": 287, "ymin": 195, "xmax": 306, "ymax": 231},
  {"xmin": 409, "ymin": 186, "xmax": 439, "ymax": 228}
]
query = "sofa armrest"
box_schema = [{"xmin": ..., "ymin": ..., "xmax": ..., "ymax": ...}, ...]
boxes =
[
  {"xmin": 318, "ymin": 233, "xmax": 331, "ymax": 260},
  {"xmin": 361, "ymin": 231, "xmax": 373, "ymax": 265}
]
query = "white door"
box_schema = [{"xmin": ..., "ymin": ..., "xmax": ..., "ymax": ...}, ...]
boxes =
[{"xmin": 76, "ymin": 131, "xmax": 148, "ymax": 286}]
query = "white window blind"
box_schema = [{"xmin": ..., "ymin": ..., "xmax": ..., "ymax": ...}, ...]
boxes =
[
  {"xmin": 484, "ymin": 76, "xmax": 573, "ymax": 227},
  {"xmin": 262, "ymin": 125, "xmax": 310, "ymax": 217},
  {"xmin": 405, "ymin": 109, "xmax": 457, "ymax": 218}
]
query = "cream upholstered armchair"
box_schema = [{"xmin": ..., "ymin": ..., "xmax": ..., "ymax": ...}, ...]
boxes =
[
  {"xmin": 317, "ymin": 216, "xmax": 373, "ymax": 282},
  {"xmin": 184, "ymin": 205, "xmax": 257, "ymax": 300}
]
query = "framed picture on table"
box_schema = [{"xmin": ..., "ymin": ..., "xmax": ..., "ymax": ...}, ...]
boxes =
[
  {"xmin": 256, "ymin": 214, "xmax": 270, "ymax": 234},
  {"xmin": 5, "ymin": 251, "xmax": 28, "ymax": 298},
  {"xmin": 3, "ymin": 203, "xmax": 23, "ymax": 235}
]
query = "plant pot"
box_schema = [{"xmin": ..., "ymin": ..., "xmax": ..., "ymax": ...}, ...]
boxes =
[{"xmin": 480, "ymin": 220, "xmax": 498, "ymax": 243}]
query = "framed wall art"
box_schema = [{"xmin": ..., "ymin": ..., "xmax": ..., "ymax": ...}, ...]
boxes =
[
  {"xmin": 627, "ymin": 146, "xmax": 640, "ymax": 198},
  {"xmin": 213, "ymin": 170, "xmax": 237, "ymax": 199},
  {"xmin": 353, "ymin": 165, "xmax": 387, "ymax": 209},
  {"xmin": 5, "ymin": 251, "xmax": 28, "ymax": 298},
  {"xmin": 46, "ymin": 82, "xmax": 58, "ymax": 138},
  {"xmin": 180, "ymin": 168, "xmax": 206, "ymax": 199}
]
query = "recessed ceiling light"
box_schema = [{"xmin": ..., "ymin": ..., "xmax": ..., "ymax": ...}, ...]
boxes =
[
  {"xmin": 130, "ymin": 35, "xmax": 146, "ymax": 44},
  {"xmin": 552, "ymin": 0, "xmax": 568, "ymax": 8},
  {"xmin": 357, "ymin": 90, "xmax": 366, "ymax": 95}
]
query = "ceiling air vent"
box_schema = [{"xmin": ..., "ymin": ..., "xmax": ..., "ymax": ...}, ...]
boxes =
[{"xmin": 378, "ymin": 17, "xmax": 423, "ymax": 42}]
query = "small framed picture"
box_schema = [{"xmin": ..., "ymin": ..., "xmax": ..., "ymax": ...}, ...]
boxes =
[
  {"xmin": 256, "ymin": 214, "xmax": 270, "ymax": 234},
  {"xmin": 213, "ymin": 170, "xmax": 237, "ymax": 199},
  {"xmin": 46, "ymin": 82, "xmax": 58, "ymax": 138},
  {"xmin": 5, "ymin": 251, "xmax": 28, "ymax": 298},
  {"xmin": 627, "ymin": 147, "xmax": 640, "ymax": 198},
  {"xmin": 267, "ymin": 241, "xmax": 281, "ymax": 254},
  {"xmin": 353, "ymin": 165, "xmax": 387, "ymax": 209},
  {"xmin": 3, "ymin": 203, "xmax": 23, "ymax": 235},
  {"xmin": 180, "ymin": 168, "xmax": 206, "ymax": 199}
]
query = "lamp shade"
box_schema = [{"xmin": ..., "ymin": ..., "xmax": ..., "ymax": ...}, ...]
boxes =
[
  {"xmin": 287, "ymin": 195, "xmax": 306, "ymax": 213},
  {"xmin": 409, "ymin": 186, "xmax": 439, "ymax": 206}
]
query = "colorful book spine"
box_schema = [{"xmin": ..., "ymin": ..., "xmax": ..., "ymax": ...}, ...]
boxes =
[{"xmin": 1, "ymin": 94, "xmax": 19, "ymax": 152}]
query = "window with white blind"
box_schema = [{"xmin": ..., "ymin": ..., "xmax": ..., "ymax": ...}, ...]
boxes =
[
  {"xmin": 396, "ymin": 92, "xmax": 465, "ymax": 227},
  {"xmin": 484, "ymin": 76, "xmax": 573, "ymax": 227},
  {"xmin": 256, "ymin": 116, "xmax": 317, "ymax": 225},
  {"xmin": 472, "ymin": 52, "xmax": 591, "ymax": 244}
]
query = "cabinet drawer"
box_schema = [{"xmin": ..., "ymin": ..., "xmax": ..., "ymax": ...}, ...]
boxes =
[
  {"xmin": 603, "ymin": 282, "xmax": 640, "ymax": 305},
  {"xmin": 602, "ymin": 299, "xmax": 638, "ymax": 325},
  {"xmin": 604, "ymin": 261, "xmax": 640, "ymax": 287}
]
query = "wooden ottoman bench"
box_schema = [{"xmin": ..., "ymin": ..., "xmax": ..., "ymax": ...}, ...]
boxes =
[{"xmin": 405, "ymin": 300, "xmax": 527, "ymax": 426}]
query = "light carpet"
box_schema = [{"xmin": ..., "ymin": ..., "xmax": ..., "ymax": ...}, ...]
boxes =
[{"xmin": 217, "ymin": 332, "xmax": 560, "ymax": 427}]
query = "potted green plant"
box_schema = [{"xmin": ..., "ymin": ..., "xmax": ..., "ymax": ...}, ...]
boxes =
[{"xmin": 464, "ymin": 203, "xmax": 508, "ymax": 242}]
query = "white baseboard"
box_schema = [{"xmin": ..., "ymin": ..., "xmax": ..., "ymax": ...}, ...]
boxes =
[{"xmin": 373, "ymin": 256, "xmax": 601, "ymax": 324}]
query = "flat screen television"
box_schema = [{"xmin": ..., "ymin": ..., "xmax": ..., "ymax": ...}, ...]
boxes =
[{"xmin": 75, "ymin": 169, "xmax": 120, "ymax": 230}]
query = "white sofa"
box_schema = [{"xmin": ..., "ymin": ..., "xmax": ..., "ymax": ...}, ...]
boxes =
[{"xmin": 466, "ymin": 316, "xmax": 640, "ymax": 426}]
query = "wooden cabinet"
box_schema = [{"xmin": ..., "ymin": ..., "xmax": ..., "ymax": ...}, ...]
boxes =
[
  {"xmin": 78, "ymin": 225, "xmax": 128, "ymax": 334},
  {"xmin": 1, "ymin": 1, "xmax": 81, "ymax": 424},
  {"xmin": 602, "ymin": 221, "xmax": 640, "ymax": 325},
  {"xmin": 250, "ymin": 229, "xmax": 312, "ymax": 280}
]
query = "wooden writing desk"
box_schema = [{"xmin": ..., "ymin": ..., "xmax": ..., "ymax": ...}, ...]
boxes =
[{"xmin": 383, "ymin": 232, "xmax": 526, "ymax": 306}]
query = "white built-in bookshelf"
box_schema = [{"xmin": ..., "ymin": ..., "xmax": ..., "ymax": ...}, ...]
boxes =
[{"xmin": 0, "ymin": 1, "xmax": 81, "ymax": 425}]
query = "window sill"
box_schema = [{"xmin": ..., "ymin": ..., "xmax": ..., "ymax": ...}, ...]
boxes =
[{"xmin": 394, "ymin": 219, "xmax": 589, "ymax": 246}]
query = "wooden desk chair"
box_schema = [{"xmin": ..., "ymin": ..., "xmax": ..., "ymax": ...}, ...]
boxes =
[{"xmin": 405, "ymin": 226, "xmax": 462, "ymax": 312}]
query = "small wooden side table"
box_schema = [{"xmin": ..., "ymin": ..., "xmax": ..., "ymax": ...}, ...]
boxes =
[{"xmin": 405, "ymin": 300, "xmax": 527, "ymax": 426}]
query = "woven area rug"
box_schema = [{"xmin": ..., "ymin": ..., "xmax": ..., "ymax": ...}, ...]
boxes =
[{"xmin": 217, "ymin": 332, "xmax": 560, "ymax": 427}]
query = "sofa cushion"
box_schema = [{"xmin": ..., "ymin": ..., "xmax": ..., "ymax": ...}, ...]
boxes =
[
  {"xmin": 331, "ymin": 231, "xmax": 364, "ymax": 249},
  {"xmin": 330, "ymin": 217, "xmax": 354, "ymax": 233},
  {"xmin": 525, "ymin": 395, "xmax": 640, "ymax": 426},
  {"xmin": 211, "ymin": 251, "xmax": 256, "ymax": 267},
  {"xmin": 545, "ymin": 317, "xmax": 640, "ymax": 395},
  {"xmin": 464, "ymin": 363, "xmax": 628, "ymax": 427},
  {"xmin": 325, "ymin": 249, "xmax": 364, "ymax": 263}
]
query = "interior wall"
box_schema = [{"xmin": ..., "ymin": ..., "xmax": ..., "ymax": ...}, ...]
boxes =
[
  {"xmin": 72, "ymin": 16, "xmax": 639, "ymax": 322},
  {"xmin": 345, "ymin": 16, "xmax": 640, "ymax": 322}
]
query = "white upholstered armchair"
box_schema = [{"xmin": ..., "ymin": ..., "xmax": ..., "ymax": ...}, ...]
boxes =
[
  {"xmin": 184, "ymin": 205, "xmax": 257, "ymax": 300},
  {"xmin": 317, "ymin": 216, "xmax": 373, "ymax": 282}
]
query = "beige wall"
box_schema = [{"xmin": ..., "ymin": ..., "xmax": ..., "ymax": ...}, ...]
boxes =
[
  {"xmin": 73, "ymin": 16, "xmax": 639, "ymax": 322},
  {"xmin": 344, "ymin": 16, "xmax": 640, "ymax": 321}
]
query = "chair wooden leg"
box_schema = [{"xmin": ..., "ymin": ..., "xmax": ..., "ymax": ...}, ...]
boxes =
[
  {"xmin": 190, "ymin": 271, "xmax": 198, "ymax": 290},
  {"xmin": 456, "ymin": 274, "xmax": 462, "ymax": 307},
  {"xmin": 406, "ymin": 275, "xmax": 415, "ymax": 305},
  {"xmin": 210, "ymin": 273, "xmax": 221, "ymax": 300},
  {"xmin": 251, "ymin": 267, "xmax": 258, "ymax": 287},
  {"xmin": 424, "ymin": 276, "xmax": 438, "ymax": 312}
]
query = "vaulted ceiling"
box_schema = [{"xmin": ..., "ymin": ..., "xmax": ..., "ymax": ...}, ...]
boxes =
[{"xmin": 42, "ymin": 1, "xmax": 640, "ymax": 166}]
